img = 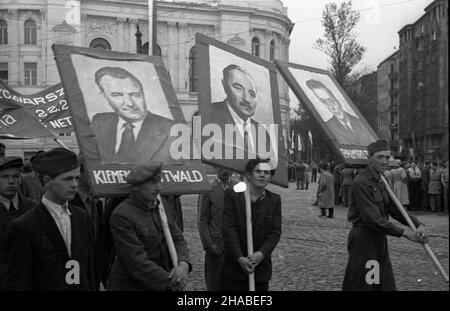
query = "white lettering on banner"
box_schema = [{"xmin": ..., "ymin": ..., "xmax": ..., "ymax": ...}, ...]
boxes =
[
  {"xmin": 161, "ymin": 170, "xmax": 203, "ymax": 183},
  {"xmin": 0, "ymin": 87, "xmax": 65, "ymax": 106},
  {"xmin": 0, "ymin": 115, "xmax": 18, "ymax": 128},
  {"xmin": 93, "ymin": 170, "xmax": 130, "ymax": 184},
  {"xmin": 49, "ymin": 116, "xmax": 72, "ymax": 128}
]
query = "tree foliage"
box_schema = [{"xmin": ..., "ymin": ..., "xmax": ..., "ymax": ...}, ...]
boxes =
[{"xmin": 315, "ymin": 1, "xmax": 366, "ymax": 87}]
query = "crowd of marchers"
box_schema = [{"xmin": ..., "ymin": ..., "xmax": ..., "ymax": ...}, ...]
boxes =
[{"xmin": 0, "ymin": 140, "xmax": 441, "ymax": 291}]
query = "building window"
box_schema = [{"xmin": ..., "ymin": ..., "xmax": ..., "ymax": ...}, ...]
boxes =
[
  {"xmin": 24, "ymin": 19, "xmax": 37, "ymax": 45},
  {"xmin": 89, "ymin": 38, "xmax": 111, "ymax": 50},
  {"xmin": 269, "ymin": 40, "xmax": 276, "ymax": 61},
  {"xmin": 251, "ymin": 37, "xmax": 260, "ymax": 57},
  {"xmin": 154, "ymin": 44, "xmax": 161, "ymax": 56},
  {"xmin": 0, "ymin": 63, "xmax": 7, "ymax": 81},
  {"xmin": 24, "ymin": 62, "xmax": 37, "ymax": 85},
  {"xmin": 189, "ymin": 46, "xmax": 197, "ymax": 92},
  {"xmin": 0, "ymin": 20, "xmax": 7, "ymax": 45}
]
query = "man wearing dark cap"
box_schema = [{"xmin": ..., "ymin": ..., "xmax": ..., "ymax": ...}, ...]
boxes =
[
  {"xmin": 0, "ymin": 157, "xmax": 39, "ymax": 289},
  {"xmin": 108, "ymin": 163, "xmax": 193, "ymax": 291},
  {"xmin": 4, "ymin": 148, "xmax": 95, "ymax": 290},
  {"xmin": 342, "ymin": 140, "xmax": 428, "ymax": 291}
]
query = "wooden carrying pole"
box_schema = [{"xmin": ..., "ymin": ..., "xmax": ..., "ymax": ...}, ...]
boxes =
[
  {"xmin": 380, "ymin": 174, "xmax": 449, "ymax": 283},
  {"xmin": 157, "ymin": 195, "xmax": 178, "ymax": 267},
  {"xmin": 243, "ymin": 180, "xmax": 255, "ymax": 291}
]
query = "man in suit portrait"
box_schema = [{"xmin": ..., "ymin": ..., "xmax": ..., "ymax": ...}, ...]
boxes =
[
  {"xmin": 206, "ymin": 64, "xmax": 277, "ymax": 166},
  {"xmin": 92, "ymin": 66, "xmax": 175, "ymax": 164},
  {"xmin": 306, "ymin": 79, "xmax": 376, "ymax": 146}
]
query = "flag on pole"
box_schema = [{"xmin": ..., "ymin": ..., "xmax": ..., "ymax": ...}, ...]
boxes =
[
  {"xmin": 297, "ymin": 133, "xmax": 302, "ymax": 151},
  {"xmin": 308, "ymin": 130, "xmax": 313, "ymax": 145},
  {"xmin": 290, "ymin": 131, "xmax": 294, "ymax": 150}
]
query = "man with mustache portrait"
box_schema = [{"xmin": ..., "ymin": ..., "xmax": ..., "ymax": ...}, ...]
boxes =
[
  {"xmin": 205, "ymin": 64, "xmax": 276, "ymax": 165},
  {"xmin": 91, "ymin": 67, "xmax": 175, "ymax": 164}
]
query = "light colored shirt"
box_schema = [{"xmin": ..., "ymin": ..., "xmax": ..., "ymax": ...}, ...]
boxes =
[
  {"xmin": 227, "ymin": 104, "xmax": 256, "ymax": 152},
  {"xmin": 408, "ymin": 166, "xmax": 422, "ymax": 179},
  {"xmin": 114, "ymin": 117, "xmax": 144, "ymax": 153},
  {"xmin": 0, "ymin": 194, "xmax": 18, "ymax": 210},
  {"xmin": 42, "ymin": 196, "xmax": 72, "ymax": 257}
]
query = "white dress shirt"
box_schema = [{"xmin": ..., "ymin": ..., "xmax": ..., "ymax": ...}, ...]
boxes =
[
  {"xmin": 0, "ymin": 194, "xmax": 18, "ymax": 210},
  {"xmin": 114, "ymin": 117, "xmax": 144, "ymax": 153},
  {"xmin": 42, "ymin": 196, "xmax": 72, "ymax": 257},
  {"xmin": 227, "ymin": 104, "xmax": 256, "ymax": 153}
]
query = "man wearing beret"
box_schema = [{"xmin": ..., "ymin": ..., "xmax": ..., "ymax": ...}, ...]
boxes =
[
  {"xmin": 342, "ymin": 140, "xmax": 428, "ymax": 291},
  {"xmin": 4, "ymin": 148, "xmax": 95, "ymax": 290},
  {"xmin": 0, "ymin": 157, "xmax": 39, "ymax": 289},
  {"xmin": 108, "ymin": 163, "xmax": 193, "ymax": 291}
]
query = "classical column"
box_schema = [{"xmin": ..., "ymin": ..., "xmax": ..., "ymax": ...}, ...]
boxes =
[{"xmin": 8, "ymin": 9, "xmax": 20, "ymax": 85}]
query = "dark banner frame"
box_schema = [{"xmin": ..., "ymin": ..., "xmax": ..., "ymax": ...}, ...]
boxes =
[
  {"xmin": 52, "ymin": 44, "xmax": 214, "ymax": 197},
  {"xmin": 275, "ymin": 60, "xmax": 380, "ymax": 167},
  {"xmin": 196, "ymin": 33, "xmax": 288, "ymax": 187}
]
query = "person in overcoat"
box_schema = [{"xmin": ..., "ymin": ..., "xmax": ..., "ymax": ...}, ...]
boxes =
[
  {"xmin": 4, "ymin": 148, "xmax": 95, "ymax": 290},
  {"xmin": 0, "ymin": 157, "xmax": 39, "ymax": 290},
  {"xmin": 317, "ymin": 163, "xmax": 335, "ymax": 218},
  {"xmin": 343, "ymin": 140, "xmax": 428, "ymax": 291},
  {"xmin": 428, "ymin": 162, "xmax": 443, "ymax": 212}
]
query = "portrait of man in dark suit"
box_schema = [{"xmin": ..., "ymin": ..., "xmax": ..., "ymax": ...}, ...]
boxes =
[
  {"xmin": 205, "ymin": 64, "xmax": 277, "ymax": 167},
  {"xmin": 306, "ymin": 79, "xmax": 376, "ymax": 146},
  {"xmin": 92, "ymin": 66, "xmax": 175, "ymax": 164}
]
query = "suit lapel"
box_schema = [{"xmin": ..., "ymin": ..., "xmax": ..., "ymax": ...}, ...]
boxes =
[
  {"xmin": 36, "ymin": 203, "xmax": 69, "ymax": 258},
  {"xmin": 132, "ymin": 114, "xmax": 168, "ymax": 162}
]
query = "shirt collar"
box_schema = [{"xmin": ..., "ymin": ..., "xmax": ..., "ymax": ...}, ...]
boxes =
[
  {"xmin": 118, "ymin": 117, "xmax": 145, "ymax": 133},
  {"xmin": 227, "ymin": 103, "xmax": 250, "ymax": 128},
  {"xmin": 42, "ymin": 196, "xmax": 72, "ymax": 216},
  {"xmin": 0, "ymin": 194, "xmax": 18, "ymax": 210}
]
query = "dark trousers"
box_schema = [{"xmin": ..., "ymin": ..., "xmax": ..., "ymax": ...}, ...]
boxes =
[
  {"xmin": 343, "ymin": 226, "xmax": 396, "ymax": 291},
  {"xmin": 296, "ymin": 174, "xmax": 305, "ymax": 189},
  {"xmin": 421, "ymin": 190, "xmax": 429, "ymax": 210},
  {"xmin": 320, "ymin": 208, "xmax": 334, "ymax": 217},
  {"xmin": 408, "ymin": 180, "xmax": 421, "ymax": 210},
  {"xmin": 204, "ymin": 250, "xmax": 224, "ymax": 291},
  {"xmin": 334, "ymin": 184, "xmax": 342, "ymax": 205},
  {"xmin": 219, "ymin": 275, "xmax": 268, "ymax": 291},
  {"xmin": 341, "ymin": 185, "xmax": 352, "ymax": 207}
]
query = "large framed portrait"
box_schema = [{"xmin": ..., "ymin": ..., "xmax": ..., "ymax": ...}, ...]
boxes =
[
  {"xmin": 196, "ymin": 33, "xmax": 288, "ymax": 187},
  {"xmin": 275, "ymin": 60, "xmax": 379, "ymax": 166},
  {"xmin": 52, "ymin": 44, "xmax": 214, "ymax": 196}
]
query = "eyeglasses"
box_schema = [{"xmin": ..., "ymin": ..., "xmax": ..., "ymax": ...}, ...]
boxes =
[{"xmin": 253, "ymin": 169, "xmax": 272, "ymax": 175}]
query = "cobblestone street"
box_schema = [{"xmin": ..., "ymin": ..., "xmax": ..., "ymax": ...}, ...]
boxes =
[{"xmin": 180, "ymin": 181, "xmax": 449, "ymax": 291}]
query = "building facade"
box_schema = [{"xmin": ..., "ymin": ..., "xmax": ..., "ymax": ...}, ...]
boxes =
[
  {"xmin": 377, "ymin": 51, "xmax": 400, "ymax": 154},
  {"xmin": 0, "ymin": 0, "xmax": 294, "ymax": 159},
  {"xmin": 397, "ymin": 0, "xmax": 448, "ymax": 162}
]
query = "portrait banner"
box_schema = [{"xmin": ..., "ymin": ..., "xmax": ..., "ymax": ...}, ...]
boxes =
[
  {"xmin": 52, "ymin": 44, "xmax": 214, "ymax": 196},
  {"xmin": 196, "ymin": 33, "xmax": 288, "ymax": 187},
  {"xmin": 275, "ymin": 61, "xmax": 379, "ymax": 167},
  {"xmin": 0, "ymin": 79, "xmax": 72, "ymax": 132}
]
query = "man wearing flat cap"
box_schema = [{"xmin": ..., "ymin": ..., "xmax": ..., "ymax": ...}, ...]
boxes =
[
  {"xmin": 4, "ymin": 148, "xmax": 96, "ymax": 290},
  {"xmin": 0, "ymin": 157, "xmax": 39, "ymax": 289},
  {"xmin": 108, "ymin": 163, "xmax": 194, "ymax": 291},
  {"xmin": 343, "ymin": 140, "xmax": 429, "ymax": 291}
]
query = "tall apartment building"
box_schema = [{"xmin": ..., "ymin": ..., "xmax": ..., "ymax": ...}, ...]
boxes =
[
  {"xmin": 377, "ymin": 51, "xmax": 400, "ymax": 154},
  {"xmin": 0, "ymin": 0, "xmax": 293, "ymax": 159},
  {"xmin": 397, "ymin": 0, "xmax": 448, "ymax": 162}
]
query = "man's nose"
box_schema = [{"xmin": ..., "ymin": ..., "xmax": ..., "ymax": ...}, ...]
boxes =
[{"xmin": 124, "ymin": 95, "xmax": 136, "ymax": 107}]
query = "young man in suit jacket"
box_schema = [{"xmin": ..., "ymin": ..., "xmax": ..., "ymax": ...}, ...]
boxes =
[
  {"xmin": 4, "ymin": 148, "xmax": 95, "ymax": 290},
  {"xmin": 91, "ymin": 66, "xmax": 175, "ymax": 164},
  {"xmin": 220, "ymin": 158, "xmax": 281, "ymax": 291},
  {"xmin": 0, "ymin": 157, "xmax": 39, "ymax": 290}
]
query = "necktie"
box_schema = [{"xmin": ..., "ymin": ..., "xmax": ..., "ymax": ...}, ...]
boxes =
[
  {"xmin": 116, "ymin": 122, "xmax": 135, "ymax": 159},
  {"xmin": 9, "ymin": 200, "xmax": 16, "ymax": 211}
]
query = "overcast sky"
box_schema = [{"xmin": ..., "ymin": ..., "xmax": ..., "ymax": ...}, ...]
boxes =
[{"xmin": 281, "ymin": 0, "xmax": 434, "ymax": 72}]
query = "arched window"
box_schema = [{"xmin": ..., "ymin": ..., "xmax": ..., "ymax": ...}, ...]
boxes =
[
  {"xmin": 269, "ymin": 40, "xmax": 276, "ymax": 61},
  {"xmin": 0, "ymin": 20, "xmax": 7, "ymax": 45},
  {"xmin": 189, "ymin": 46, "xmax": 197, "ymax": 92},
  {"xmin": 24, "ymin": 19, "xmax": 37, "ymax": 45},
  {"xmin": 154, "ymin": 44, "xmax": 161, "ymax": 56},
  {"xmin": 251, "ymin": 37, "xmax": 260, "ymax": 57},
  {"xmin": 89, "ymin": 38, "xmax": 111, "ymax": 50}
]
